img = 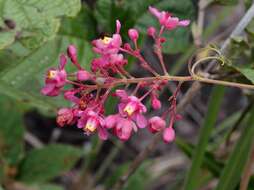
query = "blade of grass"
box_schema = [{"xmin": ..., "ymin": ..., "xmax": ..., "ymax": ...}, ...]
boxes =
[
  {"xmin": 215, "ymin": 106, "xmax": 254, "ymax": 190},
  {"xmin": 176, "ymin": 137, "xmax": 223, "ymax": 177},
  {"xmin": 184, "ymin": 85, "xmax": 225, "ymax": 190}
]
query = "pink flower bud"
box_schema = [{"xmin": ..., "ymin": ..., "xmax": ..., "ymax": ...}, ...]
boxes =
[
  {"xmin": 56, "ymin": 108, "xmax": 74, "ymax": 127},
  {"xmin": 116, "ymin": 20, "xmax": 121, "ymax": 34},
  {"xmin": 67, "ymin": 45, "xmax": 77, "ymax": 63},
  {"xmin": 148, "ymin": 116, "xmax": 166, "ymax": 133},
  {"xmin": 128, "ymin": 29, "xmax": 139, "ymax": 42},
  {"xmin": 76, "ymin": 70, "xmax": 90, "ymax": 81},
  {"xmin": 163, "ymin": 127, "xmax": 175, "ymax": 143},
  {"xmin": 159, "ymin": 37, "xmax": 166, "ymax": 43},
  {"xmin": 123, "ymin": 43, "xmax": 132, "ymax": 51},
  {"xmin": 147, "ymin": 26, "xmax": 156, "ymax": 37},
  {"xmin": 59, "ymin": 54, "xmax": 67, "ymax": 70},
  {"xmin": 151, "ymin": 94, "xmax": 161, "ymax": 110}
]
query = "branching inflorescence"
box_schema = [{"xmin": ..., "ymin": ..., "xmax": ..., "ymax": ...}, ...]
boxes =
[{"xmin": 41, "ymin": 6, "xmax": 253, "ymax": 143}]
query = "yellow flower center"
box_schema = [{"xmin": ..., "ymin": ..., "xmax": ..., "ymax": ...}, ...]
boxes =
[
  {"xmin": 84, "ymin": 121, "xmax": 96, "ymax": 132},
  {"xmin": 47, "ymin": 70, "xmax": 57, "ymax": 79},
  {"xmin": 101, "ymin": 36, "xmax": 112, "ymax": 44},
  {"xmin": 124, "ymin": 105, "xmax": 135, "ymax": 116}
]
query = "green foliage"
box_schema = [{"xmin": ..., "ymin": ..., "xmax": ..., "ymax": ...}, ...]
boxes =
[
  {"xmin": 184, "ymin": 86, "xmax": 225, "ymax": 190},
  {"xmin": 0, "ymin": 0, "xmax": 81, "ymax": 49},
  {"xmin": 0, "ymin": 95, "xmax": 24, "ymax": 166},
  {"xmin": 105, "ymin": 162, "xmax": 151, "ymax": 190},
  {"xmin": 17, "ymin": 144, "xmax": 82, "ymax": 183},
  {"xmin": 0, "ymin": 35, "xmax": 93, "ymax": 113},
  {"xmin": 244, "ymin": 0, "xmax": 252, "ymax": 9},
  {"xmin": 213, "ymin": 0, "xmax": 239, "ymax": 5},
  {"xmin": 176, "ymin": 138, "xmax": 224, "ymax": 177},
  {"xmin": 30, "ymin": 184, "xmax": 63, "ymax": 190},
  {"xmin": 223, "ymin": 20, "xmax": 254, "ymax": 84},
  {"xmin": 215, "ymin": 107, "xmax": 254, "ymax": 190}
]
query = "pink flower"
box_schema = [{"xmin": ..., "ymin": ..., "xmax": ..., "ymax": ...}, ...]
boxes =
[
  {"xmin": 116, "ymin": 92, "xmax": 147, "ymax": 128},
  {"xmin": 148, "ymin": 116, "xmax": 166, "ymax": 133},
  {"xmin": 151, "ymin": 93, "xmax": 161, "ymax": 110},
  {"xmin": 41, "ymin": 54, "xmax": 67, "ymax": 96},
  {"xmin": 105, "ymin": 114, "xmax": 137, "ymax": 141},
  {"xmin": 163, "ymin": 127, "xmax": 175, "ymax": 143},
  {"xmin": 92, "ymin": 20, "xmax": 122, "ymax": 55},
  {"xmin": 91, "ymin": 53, "xmax": 126, "ymax": 72},
  {"xmin": 77, "ymin": 110, "xmax": 108, "ymax": 140},
  {"xmin": 128, "ymin": 29, "xmax": 139, "ymax": 42},
  {"xmin": 149, "ymin": 6, "xmax": 190, "ymax": 30},
  {"xmin": 56, "ymin": 108, "xmax": 74, "ymax": 127}
]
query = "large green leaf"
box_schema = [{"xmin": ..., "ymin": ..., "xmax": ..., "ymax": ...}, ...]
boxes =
[
  {"xmin": 215, "ymin": 107, "xmax": 254, "ymax": 190},
  {"xmin": 17, "ymin": 144, "xmax": 82, "ymax": 183},
  {"xmin": 0, "ymin": 95, "xmax": 24, "ymax": 166},
  {"xmin": 184, "ymin": 86, "xmax": 225, "ymax": 190},
  {"xmin": 59, "ymin": 4, "xmax": 97, "ymax": 41},
  {"xmin": 0, "ymin": 35, "xmax": 93, "ymax": 113},
  {"xmin": 0, "ymin": 0, "xmax": 81, "ymax": 49}
]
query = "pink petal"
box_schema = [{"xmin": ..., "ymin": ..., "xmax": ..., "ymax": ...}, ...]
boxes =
[
  {"xmin": 98, "ymin": 126, "xmax": 108, "ymax": 140},
  {"xmin": 178, "ymin": 20, "xmax": 190, "ymax": 26},
  {"xmin": 149, "ymin": 6, "xmax": 161, "ymax": 19},
  {"xmin": 163, "ymin": 127, "xmax": 175, "ymax": 143},
  {"xmin": 59, "ymin": 54, "xmax": 67, "ymax": 70},
  {"xmin": 136, "ymin": 114, "xmax": 147, "ymax": 128},
  {"xmin": 105, "ymin": 115, "xmax": 118, "ymax": 129},
  {"xmin": 41, "ymin": 84, "xmax": 60, "ymax": 96},
  {"xmin": 116, "ymin": 20, "xmax": 121, "ymax": 34},
  {"xmin": 77, "ymin": 118, "xmax": 85, "ymax": 129}
]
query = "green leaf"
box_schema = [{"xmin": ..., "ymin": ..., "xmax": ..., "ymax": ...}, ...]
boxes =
[
  {"xmin": 0, "ymin": 35, "xmax": 93, "ymax": 113},
  {"xmin": 135, "ymin": 0, "xmax": 195, "ymax": 54},
  {"xmin": 0, "ymin": 0, "xmax": 81, "ymax": 49},
  {"xmin": 0, "ymin": 95, "xmax": 24, "ymax": 166},
  {"xmin": 245, "ymin": 0, "xmax": 252, "ymax": 9},
  {"xmin": 59, "ymin": 5, "xmax": 97, "ymax": 41},
  {"xmin": 184, "ymin": 86, "xmax": 225, "ymax": 190},
  {"xmin": 105, "ymin": 163, "xmax": 129, "ymax": 188},
  {"xmin": 105, "ymin": 162, "xmax": 151, "ymax": 189},
  {"xmin": 176, "ymin": 138, "xmax": 224, "ymax": 178},
  {"xmin": 0, "ymin": 31, "xmax": 16, "ymax": 49},
  {"xmin": 215, "ymin": 107, "xmax": 254, "ymax": 190},
  {"xmin": 213, "ymin": 0, "xmax": 239, "ymax": 5},
  {"xmin": 17, "ymin": 144, "xmax": 82, "ymax": 183},
  {"xmin": 233, "ymin": 66, "xmax": 254, "ymax": 84},
  {"xmin": 30, "ymin": 184, "xmax": 63, "ymax": 190},
  {"xmin": 124, "ymin": 162, "xmax": 151, "ymax": 190}
]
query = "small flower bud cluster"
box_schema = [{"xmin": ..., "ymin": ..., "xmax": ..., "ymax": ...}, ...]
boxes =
[{"xmin": 41, "ymin": 7, "xmax": 190, "ymax": 143}]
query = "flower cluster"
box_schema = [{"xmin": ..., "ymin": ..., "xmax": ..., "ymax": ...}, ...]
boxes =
[{"xmin": 41, "ymin": 7, "xmax": 190, "ymax": 143}]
